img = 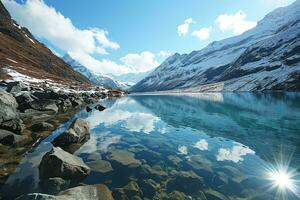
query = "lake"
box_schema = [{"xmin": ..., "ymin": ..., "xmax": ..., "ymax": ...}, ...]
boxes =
[{"xmin": 1, "ymin": 93, "xmax": 300, "ymax": 199}]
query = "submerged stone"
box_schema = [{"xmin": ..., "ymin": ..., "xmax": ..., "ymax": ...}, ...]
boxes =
[
  {"xmin": 86, "ymin": 160, "xmax": 113, "ymax": 173},
  {"xmin": 57, "ymin": 184, "xmax": 114, "ymax": 200},
  {"xmin": 123, "ymin": 181, "xmax": 142, "ymax": 197},
  {"xmin": 140, "ymin": 179, "xmax": 160, "ymax": 198},
  {"xmin": 204, "ymin": 189, "xmax": 229, "ymax": 200},
  {"xmin": 165, "ymin": 191, "xmax": 190, "ymax": 200},
  {"xmin": 107, "ymin": 149, "xmax": 141, "ymax": 167},
  {"xmin": 167, "ymin": 171, "xmax": 203, "ymax": 194}
]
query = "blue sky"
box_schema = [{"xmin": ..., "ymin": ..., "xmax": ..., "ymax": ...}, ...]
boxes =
[{"xmin": 3, "ymin": 0, "xmax": 295, "ymax": 75}]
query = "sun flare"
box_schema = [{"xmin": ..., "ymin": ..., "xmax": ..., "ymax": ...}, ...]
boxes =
[
  {"xmin": 265, "ymin": 163, "xmax": 300, "ymax": 199},
  {"xmin": 268, "ymin": 169, "xmax": 294, "ymax": 190}
]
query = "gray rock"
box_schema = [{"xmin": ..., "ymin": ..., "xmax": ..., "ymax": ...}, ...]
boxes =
[
  {"xmin": 40, "ymin": 177, "xmax": 70, "ymax": 195},
  {"xmin": 0, "ymin": 118, "xmax": 25, "ymax": 134},
  {"xmin": 30, "ymin": 122, "xmax": 54, "ymax": 132},
  {"xmin": 15, "ymin": 193, "xmax": 56, "ymax": 200},
  {"xmin": 140, "ymin": 179, "xmax": 159, "ymax": 198},
  {"xmin": 39, "ymin": 147, "xmax": 90, "ymax": 181},
  {"xmin": 166, "ymin": 171, "xmax": 203, "ymax": 194},
  {"xmin": 0, "ymin": 90, "xmax": 24, "ymax": 134},
  {"xmin": 107, "ymin": 149, "xmax": 141, "ymax": 167},
  {"xmin": 164, "ymin": 191, "xmax": 190, "ymax": 200},
  {"xmin": 15, "ymin": 91, "xmax": 37, "ymax": 111},
  {"xmin": 57, "ymin": 184, "xmax": 114, "ymax": 200},
  {"xmin": 57, "ymin": 98, "xmax": 72, "ymax": 112},
  {"xmin": 0, "ymin": 129, "xmax": 28, "ymax": 146},
  {"xmin": 86, "ymin": 106, "xmax": 92, "ymax": 112},
  {"xmin": 86, "ymin": 160, "xmax": 113, "ymax": 173},
  {"xmin": 70, "ymin": 97, "xmax": 83, "ymax": 107},
  {"xmin": 6, "ymin": 81, "xmax": 29, "ymax": 94},
  {"xmin": 29, "ymin": 99, "xmax": 59, "ymax": 113},
  {"xmin": 94, "ymin": 104, "xmax": 106, "ymax": 111},
  {"xmin": 52, "ymin": 118, "xmax": 90, "ymax": 148},
  {"xmin": 15, "ymin": 91, "xmax": 37, "ymax": 104},
  {"xmin": 0, "ymin": 89, "xmax": 18, "ymax": 108},
  {"xmin": 32, "ymin": 91, "xmax": 60, "ymax": 100},
  {"xmin": 123, "ymin": 181, "xmax": 142, "ymax": 198}
]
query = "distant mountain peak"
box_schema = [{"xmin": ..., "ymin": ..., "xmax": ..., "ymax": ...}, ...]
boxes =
[
  {"xmin": 62, "ymin": 54, "xmax": 128, "ymax": 90},
  {"xmin": 130, "ymin": 2, "xmax": 300, "ymax": 92}
]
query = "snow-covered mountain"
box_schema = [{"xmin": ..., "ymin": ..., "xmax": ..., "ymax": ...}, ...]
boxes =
[
  {"xmin": 110, "ymin": 71, "xmax": 151, "ymax": 86},
  {"xmin": 130, "ymin": 1, "xmax": 300, "ymax": 92},
  {"xmin": 62, "ymin": 54, "xmax": 127, "ymax": 90}
]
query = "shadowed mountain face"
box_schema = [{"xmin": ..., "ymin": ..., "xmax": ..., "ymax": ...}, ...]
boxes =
[
  {"xmin": 130, "ymin": 1, "xmax": 300, "ymax": 92},
  {"xmin": 0, "ymin": 2, "xmax": 90, "ymax": 85},
  {"xmin": 131, "ymin": 93, "xmax": 300, "ymax": 166}
]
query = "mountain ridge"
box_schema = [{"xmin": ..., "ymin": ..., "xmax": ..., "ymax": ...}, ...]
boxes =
[{"xmin": 130, "ymin": 0, "xmax": 300, "ymax": 92}]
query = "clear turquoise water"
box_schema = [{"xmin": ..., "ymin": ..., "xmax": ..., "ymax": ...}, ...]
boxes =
[{"xmin": 2, "ymin": 93, "xmax": 300, "ymax": 199}]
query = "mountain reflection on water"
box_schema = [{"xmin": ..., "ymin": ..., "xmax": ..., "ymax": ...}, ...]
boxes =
[{"xmin": 2, "ymin": 93, "xmax": 300, "ymax": 199}]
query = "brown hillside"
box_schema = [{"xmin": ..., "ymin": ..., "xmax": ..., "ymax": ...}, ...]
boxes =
[{"xmin": 0, "ymin": 2, "xmax": 91, "ymax": 85}]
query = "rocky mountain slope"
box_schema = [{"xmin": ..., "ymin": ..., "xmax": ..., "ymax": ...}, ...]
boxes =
[
  {"xmin": 0, "ymin": 2, "xmax": 90, "ymax": 85},
  {"xmin": 131, "ymin": 1, "xmax": 300, "ymax": 92},
  {"xmin": 63, "ymin": 54, "xmax": 129, "ymax": 90}
]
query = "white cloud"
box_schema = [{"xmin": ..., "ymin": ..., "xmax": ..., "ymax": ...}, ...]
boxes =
[
  {"xmin": 178, "ymin": 145, "xmax": 188, "ymax": 155},
  {"xmin": 3, "ymin": 0, "xmax": 119, "ymax": 54},
  {"xmin": 69, "ymin": 51, "xmax": 131, "ymax": 75},
  {"xmin": 2, "ymin": 0, "xmax": 165, "ymax": 75},
  {"xmin": 194, "ymin": 139, "xmax": 209, "ymax": 150},
  {"xmin": 216, "ymin": 144, "xmax": 255, "ymax": 163},
  {"xmin": 192, "ymin": 27, "xmax": 212, "ymax": 40},
  {"xmin": 120, "ymin": 51, "xmax": 160, "ymax": 73},
  {"xmin": 124, "ymin": 112, "xmax": 159, "ymax": 134},
  {"xmin": 216, "ymin": 10, "xmax": 257, "ymax": 35},
  {"xmin": 158, "ymin": 50, "xmax": 172, "ymax": 59},
  {"xmin": 2, "ymin": 0, "xmax": 130, "ymax": 75},
  {"xmin": 177, "ymin": 17, "xmax": 193, "ymax": 36}
]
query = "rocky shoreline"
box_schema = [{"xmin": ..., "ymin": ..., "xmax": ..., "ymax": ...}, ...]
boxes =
[{"xmin": 0, "ymin": 80, "xmax": 124, "ymax": 198}]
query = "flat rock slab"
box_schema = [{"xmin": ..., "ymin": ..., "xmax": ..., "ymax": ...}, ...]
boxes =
[
  {"xmin": 16, "ymin": 184, "xmax": 114, "ymax": 200},
  {"xmin": 57, "ymin": 184, "xmax": 114, "ymax": 200},
  {"xmin": 107, "ymin": 149, "xmax": 141, "ymax": 167},
  {"xmin": 29, "ymin": 99, "xmax": 58, "ymax": 113},
  {"xmin": 86, "ymin": 160, "xmax": 113, "ymax": 173}
]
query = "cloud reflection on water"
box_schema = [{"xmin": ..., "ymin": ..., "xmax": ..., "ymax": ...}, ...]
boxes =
[{"xmin": 216, "ymin": 143, "xmax": 255, "ymax": 163}]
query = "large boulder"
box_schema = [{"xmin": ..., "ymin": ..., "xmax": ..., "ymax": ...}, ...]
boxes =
[
  {"xmin": 39, "ymin": 177, "xmax": 70, "ymax": 195},
  {"xmin": 0, "ymin": 129, "xmax": 28, "ymax": 146},
  {"xmin": 15, "ymin": 91, "xmax": 37, "ymax": 111},
  {"xmin": 52, "ymin": 118, "xmax": 90, "ymax": 148},
  {"xmin": 57, "ymin": 184, "xmax": 114, "ymax": 200},
  {"xmin": 29, "ymin": 99, "xmax": 59, "ymax": 113},
  {"xmin": 0, "ymin": 90, "xmax": 24, "ymax": 133},
  {"xmin": 0, "ymin": 89, "xmax": 18, "ymax": 108},
  {"xmin": 39, "ymin": 147, "xmax": 90, "ymax": 181},
  {"xmin": 0, "ymin": 118, "xmax": 25, "ymax": 134}
]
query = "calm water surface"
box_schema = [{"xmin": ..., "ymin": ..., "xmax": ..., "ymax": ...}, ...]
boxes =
[{"xmin": 2, "ymin": 93, "xmax": 300, "ymax": 199}]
